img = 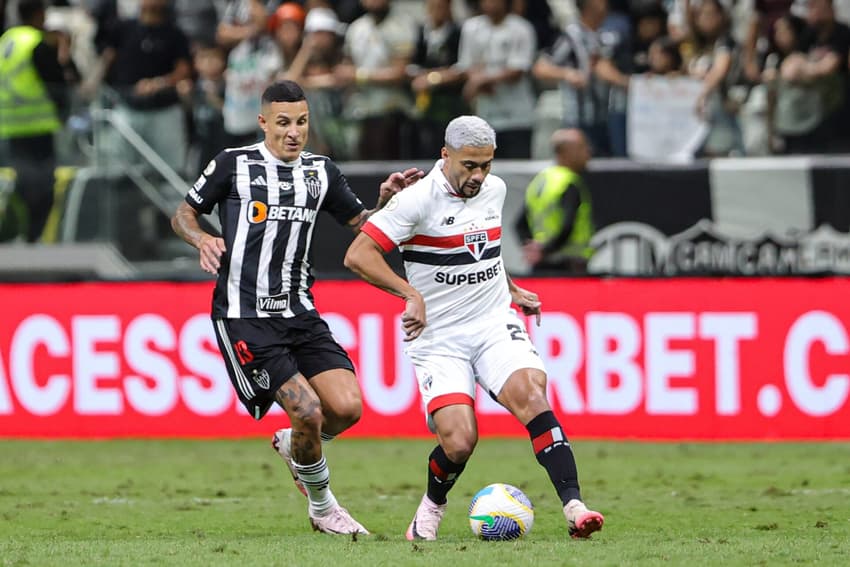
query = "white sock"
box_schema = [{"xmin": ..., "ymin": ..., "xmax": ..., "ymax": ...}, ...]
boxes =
[{"xmin": 292, "ymin": 456, "xmax": 337, "ymax": 516}]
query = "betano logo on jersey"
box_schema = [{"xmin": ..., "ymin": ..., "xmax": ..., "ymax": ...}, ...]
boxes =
[
  {"xmin": 464, "ymin": 231, "xmax": 488, "ymax": 260},
  {"xmin": 248, "ymin": 201, "xmax": 318, "ymax": 224}
]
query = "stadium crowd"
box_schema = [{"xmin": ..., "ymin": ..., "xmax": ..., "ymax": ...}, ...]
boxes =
[{"xmin": 2, "ymin": 0, "xmax": 850, "ymax": 173}]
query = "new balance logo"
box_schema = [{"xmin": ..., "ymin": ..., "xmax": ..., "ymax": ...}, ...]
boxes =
[
  {"xmin": 251, "ymin": 175, "xmax": 267, "ymax": 187},
  {"xmin": 441, "ymin": 216, "xmax": 455, "ymax": 226}
]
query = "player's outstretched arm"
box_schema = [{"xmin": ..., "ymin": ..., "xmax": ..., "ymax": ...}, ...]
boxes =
[
  {"xmin": 344, "ymin": 232, "xmax": 426, "ymax": 341},
  {"xmin": 377, "ymin": 167, "xmax": 424, "ymax": 209},
  {"xmin": 347, "ymin": 168, "xmax": 424, "ymax": 233},
  {"xmin": 171, "ymin": 202, "xmax": 226, "ymax": 275},
  {"xmin": 506, "ymin": 274, "xmax": 542, "ymax": 326}
]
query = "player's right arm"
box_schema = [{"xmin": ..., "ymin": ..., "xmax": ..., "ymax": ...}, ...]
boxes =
[
  {"xmin": 172, "ymin": 203, "xmax": 226, "ymax": 275},
  {"xmin": 344, "ymin": 189, "xmax": 427, "ymax": 340},
  {"xmin": 344, "ymin": 233, "xmax": 425, "ymax": 341},
  {"xmin": 171, "ymin": 153, "xmax": 232, "ymax": 275}
]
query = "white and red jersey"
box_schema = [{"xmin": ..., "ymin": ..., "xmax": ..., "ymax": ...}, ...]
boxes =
[{"xmin": 362, "ymin": 160, "xmax": 511, "ymax": 334}]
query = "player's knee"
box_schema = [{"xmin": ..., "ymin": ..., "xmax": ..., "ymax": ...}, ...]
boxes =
[
  {"xmin": 325, "ymin": 402, "xmax": 361, "ymax": 430},
  {"xmin": 444, "ymin": 433, "xmax": 477, "ymax": 463},
  {"xmin": 525, "ymin": 388, "xmax": 550, "ymax": 415}
]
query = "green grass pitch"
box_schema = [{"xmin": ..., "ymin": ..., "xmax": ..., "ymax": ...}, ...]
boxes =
[{"xmin": 1, "ymin": 438, "xmax": 849, "ymax": 566}]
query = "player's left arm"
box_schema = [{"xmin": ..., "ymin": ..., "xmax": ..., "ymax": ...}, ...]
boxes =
[
  {"xmin": 506, "ymin": 274, "xmax": 542, "ymax": 326},
  {"xmin": 346, "ymin": 168, "xmax": 425, "ymax": 232}
]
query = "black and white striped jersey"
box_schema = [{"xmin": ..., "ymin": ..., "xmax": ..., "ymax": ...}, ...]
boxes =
[{"xmin": 185, "ymin": 143, "xmax": 365, "ymax": 319}]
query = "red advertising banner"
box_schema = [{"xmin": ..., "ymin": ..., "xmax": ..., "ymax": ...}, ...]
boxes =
[{"xmin": 0, "ymin": 279, "xmax": 848, "ymax": 439}]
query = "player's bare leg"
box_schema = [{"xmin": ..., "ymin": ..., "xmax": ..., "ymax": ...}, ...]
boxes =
[
  {"xmin": 272, "ymin": 368, "xmax": 363, "ymax": 495},
  {"xmin": 274, "ymin": 374, "xmax": 367, "ymax": 535},
  {"xmin": 309, "ymin": 368, "xmax": 363, "ymax": 436},
  {"xmin": 498, "ymin": 368, "xmax": 604, "ymax": 539},
  {"xmin": 407, "ymin": 404, "xmax": 477, "ymax": 541}
]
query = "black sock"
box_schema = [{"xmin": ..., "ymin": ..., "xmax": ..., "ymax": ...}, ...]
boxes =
[
  {"xmin": 426, "ymin": 445, "xmax": 466, "ymax": 505},
  {"xmin": 526, "ymin": 410, "xmax": 581, "ymax": 505}
]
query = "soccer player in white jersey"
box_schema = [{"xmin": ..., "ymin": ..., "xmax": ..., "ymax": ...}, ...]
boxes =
[{"xmin": 344, "ymin": 115, "xmax": 604, "ymax": 541}]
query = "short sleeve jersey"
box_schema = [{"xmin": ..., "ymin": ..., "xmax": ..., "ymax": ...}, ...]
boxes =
[
  {"xmin": 186, "ymin": 143, "xmax": 365, "ymax": 319},
  {"xmin": 362, "ymin": 161, "xmax": 511, "ymax": 333}
]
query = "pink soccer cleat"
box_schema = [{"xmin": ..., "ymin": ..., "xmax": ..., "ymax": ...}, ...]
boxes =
[
  {"xmin": 564, "ymin": 499, "xmax": 604, "ymax": 539},
  {"xmin": 310, "ymin": 504, "xmax": 370, "ymax": 535},
  {"xmin": 405, "ymin": 494, "xmax": 447, "ymax": 541},
  {"xmin": 271, "ymin": 428, "xmax": 307, "ymax": 497}
]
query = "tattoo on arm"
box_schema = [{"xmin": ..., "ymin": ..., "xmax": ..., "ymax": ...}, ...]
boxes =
[
  {"xmin": 348, "ymin": 210, "xmax": 373, "ymax": 233},
  {"xmin": 172, "ymin": 202, "xmax": 209, "ymax": 249}
]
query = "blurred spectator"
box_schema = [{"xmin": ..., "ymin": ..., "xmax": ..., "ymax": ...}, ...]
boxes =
[
  {"xmin": 458, "ymin": 0, "xmax": 537, "ymax": 158},
  {"xmin": 84, "ymin": 0, "xmax": 120, "ymax": 54},
  {"xmin": 270, "ymin": 1, "xmax": 305, "ymax": 69},
  {"xmin": 648, "ymin": 34, "xmax": 684, "ymax": 74},
  {"xmin": 221, "ymin": 0, "xmax": 281, "ymax": 147},
  {"xmin": 631, "ymin": 2, "xmax": 669, "ymax": 74},
  {"xmin": 741, "ymin": 0, "xmax": 794, "ymax": 83},
  {"xmin": 0, "ymin": 0, "xmax": 73, "ymax": 242},
  {"xmin": 216, "ymin": 0, "xmax": 282, "ymax": 50},
  {"xmin": 512, "ymin": 0, "xmax": 559, "ymax": 50},
  {"xmin": 407, "ymin": 0, "xmax": 468, "ymax": 158},
  {"xmin": 773, "ymin": 0, "xmax": 850, "ymax": 153},
  {"xmin": 515, "ymin": 128, "xmax": 595, "ymax": 275},
  {"xmin": 337, "ymin": 0, "xmax": 415, "ymax": 160},
  {"xmin": 82, "ymin": 0, "xmax": 192, "ymax": 173},
  {"xmin": 283, "ymin": 6, "xmax": 349, "ymax": 157},
  {"xmin": 596, "ymin": 10, "xmax": 633, "ymax": 156},
  {"xmin": 173, "ymin": 0, "xmax": 225, "ymax": 51},
  {"xmin": 684, "ymin": 0, "xmax": 743, "ymax": 156},
  {"xmin": 762, "ymin": 13, "xmax": 807, "ymax": 151},
  {"xmin": 533, "ymin": 0, "xmax": 612, "ymax": 156},
  {"xmin": 178, "ymin": 42, "xmax": 227, "ymax": 176}
]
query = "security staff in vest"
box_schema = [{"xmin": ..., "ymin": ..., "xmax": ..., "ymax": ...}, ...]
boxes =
[
  {"xmin": 515, "ymin": 128, "xmax": 594, "ymax": 275},
  {"xmin": 0, "ymin": 0, "xmax": 71, "ymax": 242}
]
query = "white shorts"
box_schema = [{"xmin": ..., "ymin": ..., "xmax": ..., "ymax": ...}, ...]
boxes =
[{"xmin": 405, "ymin": 310, "xmax": 546, "ymax": 420}]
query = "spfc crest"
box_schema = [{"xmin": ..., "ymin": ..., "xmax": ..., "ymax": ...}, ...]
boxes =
[
  {"xmin": 304, "ymin": 169, "xmax": 322, "ymax": 199},
  {"xmin": 464, "ymin": 231, "xmax": 488, "ymax": 260}
]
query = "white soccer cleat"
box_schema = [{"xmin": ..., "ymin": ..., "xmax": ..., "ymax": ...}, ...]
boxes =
[
  {"xmin": 271, "ymin": 428, "xmax": 307, "ymax": 497},
  {"xmin": 405, "ymin": 494, "xmax": 447, "ymax": 541},
  {"xmin": 310, "ymin": 504, "xmax": 370, "ymax": 535},
  {"xmin": 564, "ymin": 499, "xmax": 604, "ymax": 539}
]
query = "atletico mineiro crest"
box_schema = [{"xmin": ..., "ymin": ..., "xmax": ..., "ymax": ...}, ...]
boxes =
[
  {"xmin": 464, "ymin": 231, "xmax": 488, "ymax": 260},
  {"xmin": 304, "ymin": 169, "xmax": 321, "ymax": 199}
]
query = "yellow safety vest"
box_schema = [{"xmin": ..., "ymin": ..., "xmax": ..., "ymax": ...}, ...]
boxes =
[
  {"xmin": 524, "ymin": 165, "xmax": 594, "ymax": 258},
  {"xmin": 0, "ymin": 25, "xmax": 61, "ymax": 138}
]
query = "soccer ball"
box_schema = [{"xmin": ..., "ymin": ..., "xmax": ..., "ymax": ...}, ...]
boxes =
[{"xmin": 468, "ymin": 483, "xmax": 534, "ymax": 541}]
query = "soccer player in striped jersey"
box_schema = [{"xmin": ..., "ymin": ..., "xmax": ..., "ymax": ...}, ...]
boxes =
[
  {"xmin": 171, "ymin": 80, "xmax": 422, "ymax": 535},
  {"xmin": 344, "ymin": 116, "xmax": 604, "ymax": 541}
]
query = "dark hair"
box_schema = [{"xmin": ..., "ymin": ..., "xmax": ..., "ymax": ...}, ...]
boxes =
[
  {"xmin": 18, "ymin": 0, "xmax": 46, "ymax": 22},
  {"xmin": 261, "ymin": 80, "xmax": 306, "ymax": 105},
  {"xmin": 653, "ymin": 36, "xmax": 683, "ymax": 71}
]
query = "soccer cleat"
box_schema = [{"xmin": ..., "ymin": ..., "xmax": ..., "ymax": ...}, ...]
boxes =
[
  {"xmin": 310, "ymin": 504, "xmax": 370, "ymax": 535},
  {"xmin": 271, "ymin": 428, "xmax": 307, "ymax": 497},
  {"xmin": 564, "ymin": 499, "xmax": 604, "ymax": 539},
  {"xmin": 405, "ymin": 494, "xmax": 447, "ymax": 541}
]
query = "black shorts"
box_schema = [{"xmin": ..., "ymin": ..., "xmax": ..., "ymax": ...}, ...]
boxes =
[{"xmin": 212, "ymin": 311, "xmax": 355, "ymax": 420}]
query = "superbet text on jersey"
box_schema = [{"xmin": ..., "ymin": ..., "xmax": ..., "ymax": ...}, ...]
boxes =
[{"xmin": 362, "ymin": 161, "xmax": 512, "ymax": 334}]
